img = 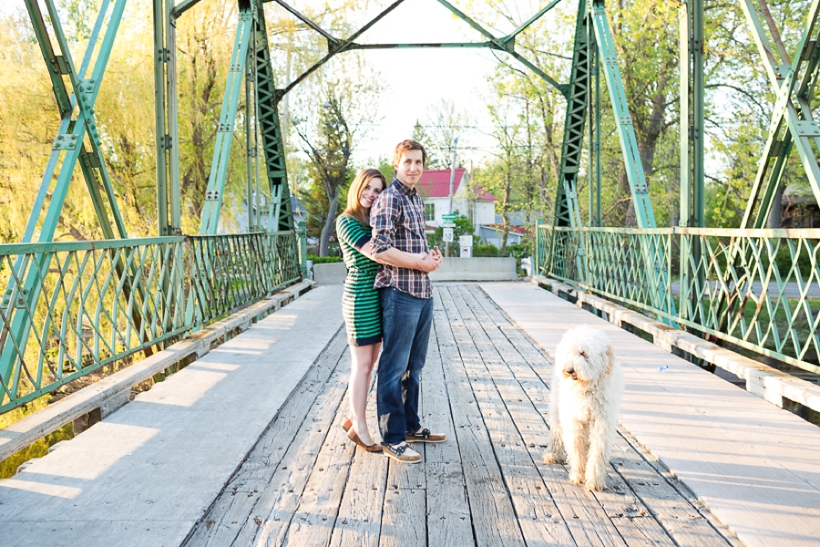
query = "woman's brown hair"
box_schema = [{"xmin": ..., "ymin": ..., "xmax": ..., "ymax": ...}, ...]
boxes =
[{"xmin": 343, "ymin": 168, "xmax": 386, "ymax": 227}]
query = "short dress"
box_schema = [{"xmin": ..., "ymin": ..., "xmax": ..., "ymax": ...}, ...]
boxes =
[{"xmin": 336, "ymin": 214, "xmax": 382, "ymax": 346}]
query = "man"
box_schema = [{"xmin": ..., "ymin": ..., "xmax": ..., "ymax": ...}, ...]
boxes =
[{"xmin": 371, "ymin": 139, "xmax": 445, "ymax": 463}]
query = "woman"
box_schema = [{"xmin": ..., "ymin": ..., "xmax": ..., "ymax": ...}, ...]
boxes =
[{"xmin": 336, "ymin": 168, "xmax": 429, "ymax": 452}]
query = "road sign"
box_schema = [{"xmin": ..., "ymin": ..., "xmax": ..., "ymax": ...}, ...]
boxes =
[
  {"xmin": 459, "ymin": 235, "xmax": 473, "ymax": 247},
  {"xmin": 443, "ymin": 227, "xmax": 454, "ymax": 243},
  {"xmin": 442, "ymin": 213, "xmax": 458, "ymax": 228},
  {"xmin": 460, "ymin": 246, "xmax": 472, "ymax": 258}
]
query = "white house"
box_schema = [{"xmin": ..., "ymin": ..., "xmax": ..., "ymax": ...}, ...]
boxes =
[
  {"xmin": 478, "ymin": 224, "xmax": 525, "ymax": 248},
  {"xmin": 415, "ymin": 168, "xmax": 496, "ymax": 234}
]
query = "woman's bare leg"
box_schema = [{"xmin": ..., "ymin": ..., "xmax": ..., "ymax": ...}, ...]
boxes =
[{"xmin": 348, "ymin": 342, "xmax": 381, "ymax": 446}]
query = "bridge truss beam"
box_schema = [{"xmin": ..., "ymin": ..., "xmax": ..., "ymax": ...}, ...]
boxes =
[{"xmin": 739, "ymin": 0, "xmax": 820, "ymax": 229}]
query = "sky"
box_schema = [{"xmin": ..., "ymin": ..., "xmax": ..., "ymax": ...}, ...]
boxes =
[
  {"xmin": 312, "ymin": 0, "xmax": 505, "ymax": 166},
  {"xmin": 0, "ymin": 0, "xmax": 555, "ymax": 167}
]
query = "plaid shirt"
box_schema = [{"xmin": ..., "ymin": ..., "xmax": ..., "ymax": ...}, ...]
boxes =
[{"xmin": 371, "ymin": 178, "xmax": 432, "ymax": 299}]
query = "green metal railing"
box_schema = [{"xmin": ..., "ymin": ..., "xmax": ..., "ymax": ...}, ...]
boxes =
[
  {"xmin": 0, "ymin": 232, "xmax": 301, "ymax": 414},
  {"xmin": 537, "ymin": 224, "xmax": 820, "ymax": 377}
]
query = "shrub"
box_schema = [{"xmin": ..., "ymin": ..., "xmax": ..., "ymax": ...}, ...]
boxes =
[{"xmin": 308, "ymin": 254, "xmax": 343, "ymax": 264}]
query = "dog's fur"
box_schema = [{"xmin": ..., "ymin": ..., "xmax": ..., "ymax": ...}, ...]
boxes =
[{"xmin": 542, "ymin": 325, "xmax": 623, "ymax": 491}]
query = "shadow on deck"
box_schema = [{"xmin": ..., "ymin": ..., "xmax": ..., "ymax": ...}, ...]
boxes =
[{"xmin": 187, "ymin": 285, "xmax": 740, "ymax": 547}]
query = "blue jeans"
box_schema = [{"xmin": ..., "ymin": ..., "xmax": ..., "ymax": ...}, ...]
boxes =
[{"xmin": 377, "ymin": 287, "xmax": 434, "ymax": 445}]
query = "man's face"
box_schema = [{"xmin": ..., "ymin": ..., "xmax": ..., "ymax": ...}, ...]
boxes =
[{"xmin": 394, "ymin": 149, "xmax": 424, "ymax": 187}]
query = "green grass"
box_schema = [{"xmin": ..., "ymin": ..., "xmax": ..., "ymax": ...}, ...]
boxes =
[{"xmin": 737, "ymin": 298, "xmax": 820, "ymax": 363}]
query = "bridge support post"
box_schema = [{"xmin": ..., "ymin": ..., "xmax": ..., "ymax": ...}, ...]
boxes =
[{"xmin": 678, "ymin": 0, "xmax": 705, "ymax": 329}]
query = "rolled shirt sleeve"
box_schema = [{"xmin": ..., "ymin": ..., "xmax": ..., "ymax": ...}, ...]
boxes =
[{"xmin": 370, "ymin": 191, "xmax": 398, "ymax": 255}]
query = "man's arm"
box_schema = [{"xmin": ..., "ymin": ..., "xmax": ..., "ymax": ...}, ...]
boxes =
[
  {"xmin": 364, "ymin": 244, "xmax": 440, "ymax": 272},
  {"xmin": 369, "ymin": 191, "xmax": 442, "ymax": 272}
]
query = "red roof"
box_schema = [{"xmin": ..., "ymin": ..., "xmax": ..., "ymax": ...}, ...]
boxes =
[{"xmin": 416, "ymin": 169, "xmax": 496, "ymax": 201}]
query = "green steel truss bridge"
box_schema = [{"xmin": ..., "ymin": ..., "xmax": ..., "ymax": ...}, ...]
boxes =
[{"xmin": 3, "ymin": 0, "xmax": 820, "ymax": 415}]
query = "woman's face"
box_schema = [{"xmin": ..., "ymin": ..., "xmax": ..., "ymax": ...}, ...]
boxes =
[{"xmin": 359, "ymin": 177, "xmax": 384, "ymax": 210}]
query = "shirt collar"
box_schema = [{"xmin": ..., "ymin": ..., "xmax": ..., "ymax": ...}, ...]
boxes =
[{"xmin": 392, "ymin": 177, "xmax": 417, "ymax": 196}]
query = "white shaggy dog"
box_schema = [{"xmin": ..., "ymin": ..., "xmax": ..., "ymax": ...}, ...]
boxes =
[{"xmin": 542, "ymin": 325, "xmax": 623, "ymax": 491}]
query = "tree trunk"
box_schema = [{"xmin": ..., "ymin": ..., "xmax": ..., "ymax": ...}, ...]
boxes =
[
  {"xmin": 767, "ymin": 182, "xmax": 785, "ymax": 228},
  {"xmin": 319, "ymin": 190, "xmax": 339, "ymax": 256}
]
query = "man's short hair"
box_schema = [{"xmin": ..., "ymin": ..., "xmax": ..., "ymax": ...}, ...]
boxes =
[{"xmin": 393, "ymin": 139, "xmax": 427, "ymax": 167}]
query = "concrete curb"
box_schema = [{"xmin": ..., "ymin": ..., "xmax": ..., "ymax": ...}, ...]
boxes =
[
  {"xmin": 531, "ymin": 275, "xmax": 820, "ymax": 415},
  {"xmin": 0, "ymin": 279, "xmax": 314, "ymax": 463}
]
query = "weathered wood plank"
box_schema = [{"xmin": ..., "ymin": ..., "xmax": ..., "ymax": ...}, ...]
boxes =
[
  {"xmin": 471, "ymin": 286, "xmax": 743, "ymax": 547},
  {"xmin": 184, "ymin": 328, "xmax": 349, "ymax": 546},
  {"xmin": 424, "ymin": 321, "xmax": 475, "ymax": 547},
  {"xmin": 611, "ymin": 434, "xmax": 738, "ymax": 547},
  {"xmin": 329, "ymin": 375, "xmax": 388, "ymax": 547},
  {"xmin": 230, "ymin": 358, "xmax": 351, "ymax": 546},
  {"xmin": 380, "ymin": 487, "xmax": 426, "ymax": 547},
  {"xmin": 450, "ymin": 285, "xmax": 623, "ymax": 547},
  {"xmin": 611, "ymin": 516, "xmax": 679, "ymax": 547},
  {"xmin": 435, "ymin": 287, "xmax": 527, "ymax": 547},
  {"xmin": 282, "ymin": 408, "xmax": 357, "ymax": 546}
]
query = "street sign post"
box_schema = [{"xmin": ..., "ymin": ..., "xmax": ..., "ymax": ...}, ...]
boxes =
[
  {"xmin": 442, "ymin": 213, "xmax": 458, "ymax": 227},
  {"xmin": 443, "ymin": 227, "xmax": 454, "ymax": 243},
  {"xmin": 459, "ymin": 234, "xmax": 473, "ymax": 258}
]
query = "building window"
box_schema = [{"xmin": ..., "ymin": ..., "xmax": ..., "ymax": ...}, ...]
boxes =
[{"xmin": 424, "ymin": 203, "xmax": 435, "ymax": 222}]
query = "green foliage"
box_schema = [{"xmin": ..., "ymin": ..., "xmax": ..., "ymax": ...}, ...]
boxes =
[
  {"xmin": 472, "ymin": 241, "xmax": 499, "ymax": 257},
  {"xmin": 307, "ymin": 254, "xmax": 343, "ymax": 264},
  {"xmin": 427, "ymin": 213, "xmax": 474, "ymax": 257},
  {"xmin": 0, "ymin": 421, "xmax": 73, "ymax": 479}
]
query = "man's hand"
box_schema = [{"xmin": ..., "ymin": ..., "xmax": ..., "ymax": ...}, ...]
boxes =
[{"xmin": 416, "ymin": 250, "xmax": 443, "ymax": 273}]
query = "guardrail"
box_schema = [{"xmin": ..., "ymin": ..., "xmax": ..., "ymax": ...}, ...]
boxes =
[
  {"xmin": 0, "ymin": 231, "xmax": 302, "ymax": 414},
  {"xmin": 536, "ymin": 225, "xmax": 820, "ymax": 378}
]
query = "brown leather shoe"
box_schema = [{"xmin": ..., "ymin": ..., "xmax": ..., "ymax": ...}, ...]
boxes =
[
  {"xmin": 347, "ymin": 428, "xmax": 383, "ymax": 453},
  {"xmin": 341, "ymin": 417, "xmax": 352, "ymax": 432},
  {"xmin": 406, "ymin": 428, "xmax": 445, "ymax": 443}
]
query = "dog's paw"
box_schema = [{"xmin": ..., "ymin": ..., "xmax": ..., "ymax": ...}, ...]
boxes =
[
  {"xmin": 568, "ymin": 471, "xmax": 584, "ymax": 485},
  {"xmin": 584, "ymin": 479, "xmax": 607, "ymax": 492},
  {"xmin": 542, "ymin": 451, "xmax": 565, "ymax": 464}
]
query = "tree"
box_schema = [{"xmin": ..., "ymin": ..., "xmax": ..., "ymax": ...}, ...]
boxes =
[
  {"xmin": 294, "ymin": 82, "xmax": 364, "ymax": 256},
  {"xmin": 415, "ymin": 99, "xmax": 469, "ymax": 169}
]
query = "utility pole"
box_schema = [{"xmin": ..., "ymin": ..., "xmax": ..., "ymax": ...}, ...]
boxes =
[{"xmin": 446, "ymin": 136, "xmax": 459, "ymax": 257}]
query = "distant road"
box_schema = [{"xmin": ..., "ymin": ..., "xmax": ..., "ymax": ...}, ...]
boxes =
[{"xmin": 669, "ymin": 280, "xmax": 820, "ymax": 299}]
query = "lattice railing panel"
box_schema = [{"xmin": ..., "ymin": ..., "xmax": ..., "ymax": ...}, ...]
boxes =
[
  {"xmin": 538, "ymin": 225, "xmax": 820, "ymax": 377},
  {"xmin": 0, "ymin": 232, "xmax": 301, "ymax": 413}
]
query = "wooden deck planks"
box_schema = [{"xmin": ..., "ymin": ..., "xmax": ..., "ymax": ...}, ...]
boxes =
[
  {"xmin": 189, "ymin": 283, "xmax": 739, "ymax": 547},
  {"xmin": 422, "ymin": 322, "xmax": 475, "ymax": 546},
  {"xmin": 461, "ymin": 285, "xmax": 736, "ymax": 547},
  {"xmin": 329, "ymin": 380, "xmax": 388, "ymax": 547},
  {"xmin": 184, "ymin": 328, "xmax": 349, "ymax": 547}
]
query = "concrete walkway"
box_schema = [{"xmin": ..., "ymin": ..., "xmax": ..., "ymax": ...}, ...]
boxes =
[
  {"xmin": 483, "ymin": 282, "xmax": 820, "ymax": 547},
  {"xmin": 0, "ymin": 286, "xmax": 344, "ymax": 547}
]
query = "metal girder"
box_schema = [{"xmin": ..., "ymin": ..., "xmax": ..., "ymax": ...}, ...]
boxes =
[
  {"xmin": 274, "ymin": 0, "xmax": 567, "ymax": 97},
  {"xmin": 156, "ymin": 0, "xmax": 182, "ymax": 236},
  {"xmin": 553, "ymin": 0, "xmax": 591, "ymax": 231},
  {"xmin": 253, "ymin": 4, "xmax": 295, "ymax": 232},
  {"xmin": 23, "ymin": 0, "xmax": 128, "ymax": 242},
  {"xmin": 589, "ymin": 0, "xmax": 656, "ymax": 229},
  {"xmin": 739, "ymin": 0, "xmax": 820, "ymax": 229},
  {"xmin": 679, "ymin": 0, "xmax": 706, "ymax": 328},
  {"xmin": 679, "ymin": 0, "xmax": 705, "ymax": 230},
  {"xmin": 2, "ymin": 0, "xmax": 130, "ymax": 396},
  {"xmin": 199, "ymin": 7, "xmax": 255, "ymax": 235}
]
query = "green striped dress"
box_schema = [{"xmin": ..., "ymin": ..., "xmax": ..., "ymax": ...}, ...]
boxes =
[{"xmin": 336, "ymin": 214, "xmax": 382, "ymax": 346}]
